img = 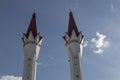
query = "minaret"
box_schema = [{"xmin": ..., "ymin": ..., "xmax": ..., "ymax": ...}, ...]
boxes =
[
  {"xmin": 63, "ymin": 11, "xmax": 84, "ymax": 80},
  {"xmin": 22, "ymin": 12, "xmax": 43, "ymax": 80}
]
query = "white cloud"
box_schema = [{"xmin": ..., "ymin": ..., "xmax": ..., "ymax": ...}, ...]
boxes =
[
  {"xmin": 50, "ymin": 57, "xmax": 55, "ymax": 60},
  {"xmin": 91, "ymin": 32, "xmax": 110, "ymax": 54},
  {"xmin": 110, "ymin": 3, "xmax": 120, "ymax": 17},
  {"xmin": 37, "ymin": 62, "xmax": 43, "ymax": 66},
  {"xmin": 83, "ymin": 41, "xmax": 88, "ymax": 47},
  {"xmin": 93, "ymin": 48, "xmax": 103, "ymax": 54},
  {"xmin": 110, "ymin": 4, "xmax": 115, "ymax": 11},
  {"xmin": 49, "ymin": 57, "xmax": 57, "ymax": 66},
  {"xmin": 0, "ymin": 75, "xmax": 22, "ymax": 80}
]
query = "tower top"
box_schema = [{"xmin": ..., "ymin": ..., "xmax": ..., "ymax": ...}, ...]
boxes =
[
  {"xmin": 67, "ymin": 11, "xmax": 79, "ymax": 37},
  {"xmin": 25, "ymin": 12, "xmax": 38, "ymax": 38}
]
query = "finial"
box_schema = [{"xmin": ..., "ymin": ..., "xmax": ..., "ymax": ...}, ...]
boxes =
[
  {"xmin": 69, "ymin": 8, "xmax": 72, "ymax": 13},
  {"xmin": 70, "ymin": 8, "xmax": 71, "ymax": 12},
  {"xmin": 32, "ymin": 8, "xmax": 37, "ymax": 17},
  {"xmin": 69, "ymin": 9, "xmax": 73, "ymax": 17},
  {"xmin": 34, "ymin": 8, "xmax": 37, "ymax": 13}
]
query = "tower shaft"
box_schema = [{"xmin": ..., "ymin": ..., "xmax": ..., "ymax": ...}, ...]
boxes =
[
  {"xmin": 67, "ymin": 42, "xmax": 83, "ymax": 80},
  {"xmin": 22, "ymin": 51, "xmax": 37, "ymax": 80}
]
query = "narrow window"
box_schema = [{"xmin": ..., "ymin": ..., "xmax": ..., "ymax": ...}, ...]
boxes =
[
  {"xmin": 75, "ymin": 63, "xmax": 77, "ymax": 66},
  {"xmin": 27, "ymin": 76, "xmax": 29, "ymax": 79},
  {"xmin": 76, "ymin": 75, "xmax": 79, "ymax": 78},
  {"xmin": 28, "ymin": 58, "xmax": 31, "ymax": 61},
  {"xmin": 74, "ymin": 57, "xmax": 77, "ymax": 59}
]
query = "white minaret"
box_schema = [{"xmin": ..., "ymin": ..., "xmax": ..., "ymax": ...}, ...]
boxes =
[
  {"xmin": 63, "ymin": 11, "xmax": 84, "ymax": 80},
  {"xmin": 22, "ymin": 12, "xmax": 43, "ymax": 80}
]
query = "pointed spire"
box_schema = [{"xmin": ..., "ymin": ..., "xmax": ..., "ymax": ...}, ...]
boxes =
[
  {"xmin": 67, "ymin": 11, "xmax": 79, "ymax": 37},
  {"xmin": 25, "ymin": 12, "xmax": 38, "ymax": 38}
]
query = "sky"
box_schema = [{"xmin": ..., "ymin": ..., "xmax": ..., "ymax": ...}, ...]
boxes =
[{"xmin": 0, "ymin": 0, "xmax": 120, "ymax": 80}]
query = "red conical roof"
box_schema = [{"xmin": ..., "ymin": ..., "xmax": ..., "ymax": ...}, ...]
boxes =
[
  {"xmin": 67, "ymin": 11, "xmax": 79, "ymax": 37},
  {"xmin": 25, "ymin": 12, "xmax": 38, "ymax": 38}
]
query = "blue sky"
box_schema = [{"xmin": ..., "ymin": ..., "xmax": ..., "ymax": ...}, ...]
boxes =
[{"xmin": 0, "ymin": 0, "xmax": 120, "ymax": 80}]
